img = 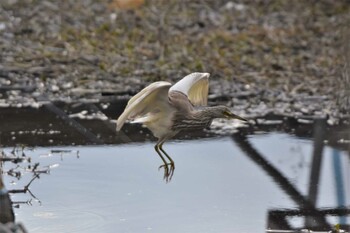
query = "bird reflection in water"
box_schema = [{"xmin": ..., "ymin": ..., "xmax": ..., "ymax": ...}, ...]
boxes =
[{"xmin": 117, "ymin": 72, "xmax": 247, "ymax": 181}]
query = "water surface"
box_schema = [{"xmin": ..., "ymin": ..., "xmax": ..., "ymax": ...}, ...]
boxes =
[{"xmin": 4, "ymin": 133, "xmax": 349, "ymax": 232}]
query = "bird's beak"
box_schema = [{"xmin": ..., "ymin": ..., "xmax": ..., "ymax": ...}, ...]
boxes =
[{"xmin": 225, "ymin": 111, "xmax": 248, "ymax": 122}]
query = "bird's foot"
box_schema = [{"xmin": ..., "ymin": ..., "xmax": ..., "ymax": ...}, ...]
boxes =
[
  {"xmin": 158, "ymin": 162, "xmax": 175, "ymax": 170},
  {"xmin": 158, "ymin": 163, "xmax": 175, "ymax": 182}
]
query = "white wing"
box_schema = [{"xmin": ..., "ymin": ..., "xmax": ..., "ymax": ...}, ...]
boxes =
[
  {"xmin": 169, "ymin": 72, "xmax": 210, "ymax": 106},
  {"xmin": 116, "ymin": 81, "xmax": 172, "ymax": 131}
]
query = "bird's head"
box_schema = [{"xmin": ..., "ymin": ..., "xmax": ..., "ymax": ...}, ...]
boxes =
[{"xmin": 210, "ymin": 106, "xmax": 248, "ymax": 122}]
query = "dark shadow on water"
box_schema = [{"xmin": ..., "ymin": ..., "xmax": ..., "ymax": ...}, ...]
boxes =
[
  {"xmin": 0, "ymin": 103, "xmax": 350, "ymax": 150},
  {"xmin": 0, "ymin": 104, "xmax": 350, "ymax": 232},
  {"xmin": 0, "ymin": 147, "xmax": 79, "ymax": 232},
  {"xmin": 233, "ymin": 119, "xmax": 350, "ymax": 232}
]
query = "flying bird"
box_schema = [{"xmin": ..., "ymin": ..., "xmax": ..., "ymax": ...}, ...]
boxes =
[{"xmin": 117, "ymin": 72, "xmax": 247, "ymax": 180}]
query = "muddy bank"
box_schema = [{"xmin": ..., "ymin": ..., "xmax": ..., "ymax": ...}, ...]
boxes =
[
  {"xmin": 0, "ymin": 0, "xmax": 350, "ymax": 121},
  {"xmin": 0, "ymin": 102, "xmax": 349, "ymax": 151}
]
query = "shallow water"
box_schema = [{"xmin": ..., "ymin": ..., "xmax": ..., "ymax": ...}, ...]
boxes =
[{"xmin": 3, "ymin": 132, "xmax": 349, "ymax": 232}]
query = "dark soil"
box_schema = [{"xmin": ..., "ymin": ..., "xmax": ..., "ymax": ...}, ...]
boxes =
[{"xmin": 0, "ymin": 0, "xmax": 350, "ymax": 123}]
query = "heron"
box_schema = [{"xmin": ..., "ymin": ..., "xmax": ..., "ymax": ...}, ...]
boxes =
[{"xmin": 116, "ymin": 72, "xmax": 247, "ymax": 180}]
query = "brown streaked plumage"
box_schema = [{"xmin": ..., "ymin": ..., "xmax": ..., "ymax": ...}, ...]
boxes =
[{"xmin": 116, "ymin": 72, "xmax": 247, "ymax": 181}]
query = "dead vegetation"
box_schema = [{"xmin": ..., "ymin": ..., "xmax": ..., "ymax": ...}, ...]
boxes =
[{"xmin": 0, "ymin": 0, "xmax": 349, "ymax": 120}]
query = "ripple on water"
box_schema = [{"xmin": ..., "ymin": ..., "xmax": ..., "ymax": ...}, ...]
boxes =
[{"xmin": 29, "ymin": 208, "xmax": 108, "ymax": 232}]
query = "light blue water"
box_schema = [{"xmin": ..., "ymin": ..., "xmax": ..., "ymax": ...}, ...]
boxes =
[{"xmin": 3, "ymin": 133, "xmax": 350, "ymax": 232}]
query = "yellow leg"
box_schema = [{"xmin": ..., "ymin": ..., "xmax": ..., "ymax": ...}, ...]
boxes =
[
  {"xmin": 154, "ymin": 143, "xmax": 174, "ymax": 182},
  {"xmin": 154, "ymin": 144, "xmax": 170, "ymax": 181},
  {"xmin": 154, "ymin": 144, "xmax": 167, "ymax": 165},
  {"xmin": 159, "ymin": 142, "xmax": 174, "ymax": 165},
  {"xmin": 159, "ymin": 143, "xmax": 175, "ymax": 179}
]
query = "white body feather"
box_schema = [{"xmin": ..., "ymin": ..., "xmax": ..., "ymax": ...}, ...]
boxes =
[
  {"xmin": 116, "ymin": 72, "xmax": 211, "ymax": 139},
  {"xmin": 169, "ymin": 72, "xmax": 209, "ymax": 106},
  {"xmin": 116, "ymin": 81, "xmax": 172, "ymax": 132}
]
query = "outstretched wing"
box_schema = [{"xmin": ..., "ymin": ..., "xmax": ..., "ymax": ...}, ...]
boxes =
[
  {"xmin": 116, "ymin": 81, "xmax": 172, "ymax": 131},
  {"xmin": 169, "ymin": 72, "xmax": 210, "ymax": 106}
]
